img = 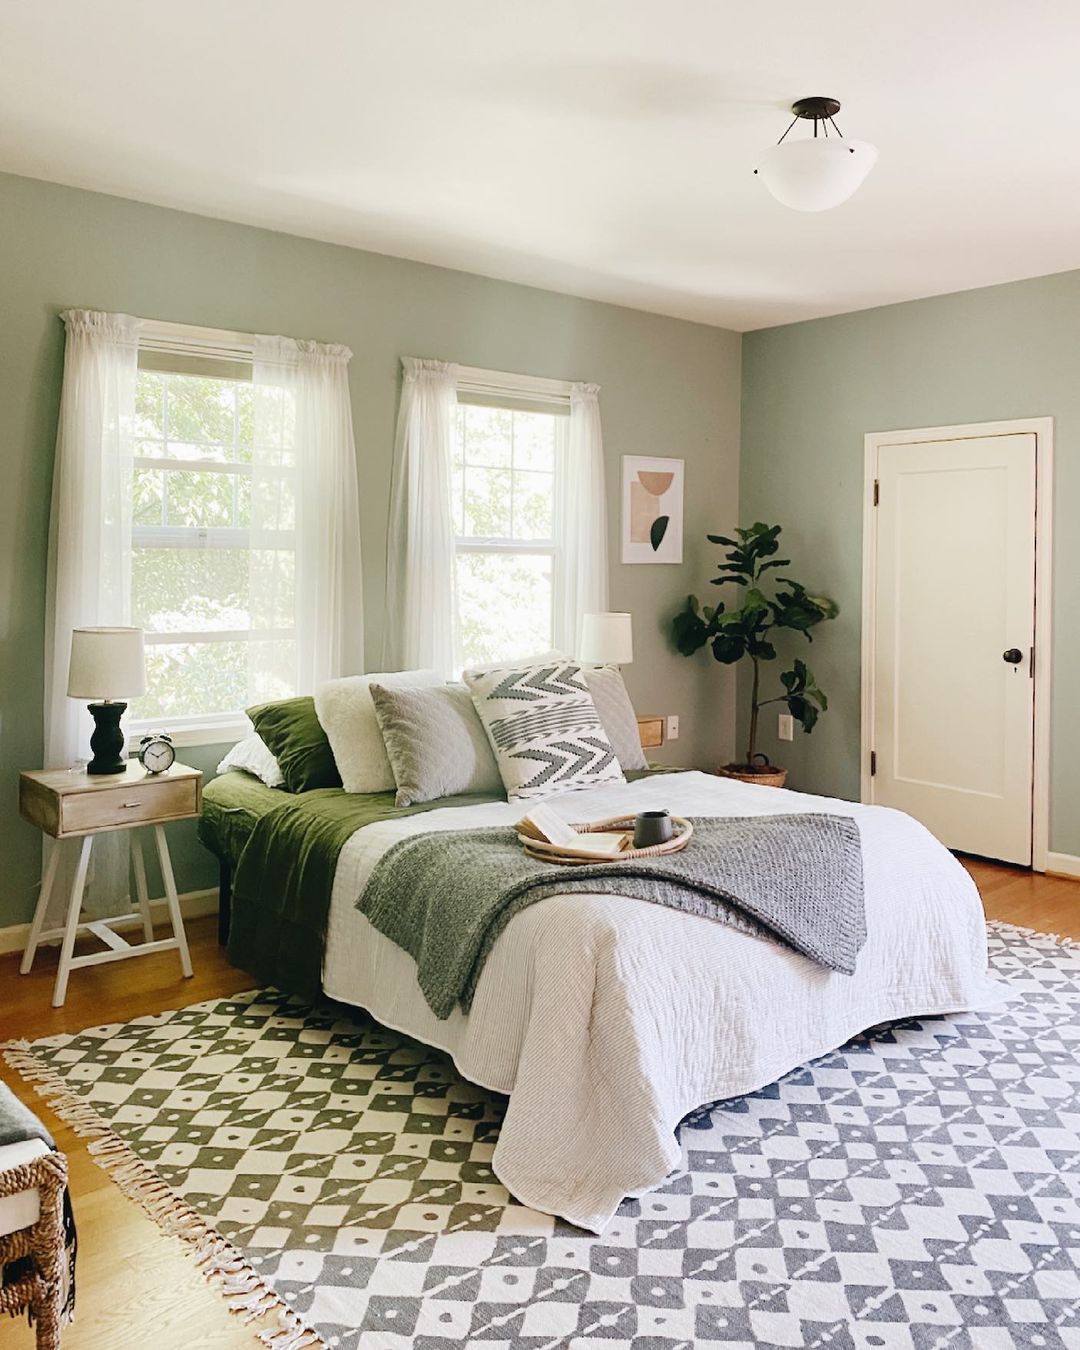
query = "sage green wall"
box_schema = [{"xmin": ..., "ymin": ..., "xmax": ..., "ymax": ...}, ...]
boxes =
[
  {"xmin": 0, "ymin": 171, "xmax": 740, "ymax": 930},
  {"xmin": 741, "ymin": 269, "xmax": 1078, "ymax": 857}
]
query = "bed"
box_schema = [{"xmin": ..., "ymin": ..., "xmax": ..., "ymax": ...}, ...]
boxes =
[{"xmin": 200, "ymin": 767, "xmax": 999, "ymax": 1233}]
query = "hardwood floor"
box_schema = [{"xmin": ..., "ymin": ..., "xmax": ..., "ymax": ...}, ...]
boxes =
[
  {"xmin": 964, "ymin": 856, "xmax": 1080, "ymax": 938},
  {"xmin": 1, "ymin": 866, "xmax": 1078, "ymax": 1348}
]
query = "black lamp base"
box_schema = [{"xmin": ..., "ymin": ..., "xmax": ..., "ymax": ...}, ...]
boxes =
[{"xmin": 86, "ymin": 701, "xmax": 128, "ymax": 775}]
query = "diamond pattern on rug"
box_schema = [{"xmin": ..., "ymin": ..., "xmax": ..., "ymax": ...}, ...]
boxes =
[{"xmin": 11, "ymin": 923, "xmax": 1080, "ymax": 1349}]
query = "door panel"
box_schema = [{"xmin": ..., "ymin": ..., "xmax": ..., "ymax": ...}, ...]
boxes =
[{"xmin": 871, "ymin": 433, "xmax": 1035, "ymax": 864}]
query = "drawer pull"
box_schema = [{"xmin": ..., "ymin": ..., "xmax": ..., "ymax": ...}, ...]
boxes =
[{"xmin": 121, "ymin": 801, "xmax": 141, "ymax": 808}]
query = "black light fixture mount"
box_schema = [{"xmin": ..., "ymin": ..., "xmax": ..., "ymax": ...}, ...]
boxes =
[{"xmin": 782, "ymin": 97, "xmax": 845, "ymax": 142}]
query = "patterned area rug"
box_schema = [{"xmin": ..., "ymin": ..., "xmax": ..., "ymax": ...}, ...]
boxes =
[{"xmin": 6, "ymin": 922, "xmax": 1080, "ymax": 1350}]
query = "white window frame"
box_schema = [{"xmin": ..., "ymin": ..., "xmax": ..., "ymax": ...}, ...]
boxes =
[
  {"xmin": 128, "ymin": 319, "xmax": 262, "ymax": 748},
  {"xmin": 452, "ymin": 365, "xmax": 573, "ymax": 669}
]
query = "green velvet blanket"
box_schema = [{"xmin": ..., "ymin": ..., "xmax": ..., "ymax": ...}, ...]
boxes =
[
  {"xmin": 199, "ymin": 768, "xmax": 681, "ymax": 1000},
  {"xmin": 213, "ymin": 787, "xmax": 499, "ymax": 999}
]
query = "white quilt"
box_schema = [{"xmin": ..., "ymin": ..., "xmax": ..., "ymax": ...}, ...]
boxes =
[{"xmin": 322, "ymin": 771, "xmax": 1000, "ymax": 1233}]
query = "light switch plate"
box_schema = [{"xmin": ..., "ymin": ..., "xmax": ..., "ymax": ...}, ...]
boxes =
[
  {"xmin": 778, "ymin": 713, "xmax": 795, "ymax": 742},
  {"xmin": 665, "ymin": 714, "xmax": 680, "ymax": 741}
]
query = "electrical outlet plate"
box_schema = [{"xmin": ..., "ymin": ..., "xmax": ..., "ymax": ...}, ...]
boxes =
[
  {"xmin": 778, "ymin": 713, "xmax": 795, "ymax": 742},
  {"xmin": 665, "ymin": 714, "xmax": 680, "ymax": 741}
]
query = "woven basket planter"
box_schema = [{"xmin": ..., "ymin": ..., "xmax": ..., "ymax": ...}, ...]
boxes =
[{"xmin": 716, "ymin": 762, "xmax": 789, "ymax": 789}]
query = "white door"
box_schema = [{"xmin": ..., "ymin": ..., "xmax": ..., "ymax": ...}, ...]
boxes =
[{"xmin": 870, "ymin": 433, "xmax": 1036, "ymax": 865}]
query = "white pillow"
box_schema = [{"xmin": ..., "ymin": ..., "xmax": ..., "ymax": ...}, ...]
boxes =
[
  {"xmin": 216, "ymin": 733, "xmax": 285, "ymax": 789},
  {"xmin": 316, "ymin": 669, "xmax": 442, "ymax": 793},
  {"xmin": 464, "ymin": 660, "xmax": 625, "ymax": 802}
]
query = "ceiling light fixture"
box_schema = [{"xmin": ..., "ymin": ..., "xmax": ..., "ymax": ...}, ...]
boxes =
[{"xmin": 755, "ymin": 97, "xmax": 877, "ymax": 212}]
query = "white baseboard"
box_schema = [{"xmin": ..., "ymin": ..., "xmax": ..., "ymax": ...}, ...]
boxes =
[
  {"xmin": 1047, "ymin": 852, "xmax": 1080, "ymax": 880},
  {"xmin": 0, "ymin": 888, "xmax": 219, "ymax": 957}
]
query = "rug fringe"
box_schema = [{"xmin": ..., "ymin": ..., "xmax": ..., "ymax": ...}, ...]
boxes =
[
  {"xmin": 1, "ymin": 1039, "xmax": 327, "ymax": 1350},
  {"xmin": 986, "ymin": 918, "xmax": 1080, "ymax": 953},
  {"xmin": 259, "ymin": 1309, "xmax": 322, "ymax": 1349}
]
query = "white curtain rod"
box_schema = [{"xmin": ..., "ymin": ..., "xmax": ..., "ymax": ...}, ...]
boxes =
[
  {"xmin": 138, "ymin": 317, "xmax": 255, "ymax": 361},
  {"xmin": 452, "ymin": 363, "xmax": 582, "ymax": 410}
]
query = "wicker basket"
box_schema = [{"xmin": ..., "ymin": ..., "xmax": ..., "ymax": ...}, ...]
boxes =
[
  {"xmin": 0, "ymin": 1148, "xmax": 69, "ymax": 1349},
  {"xmin": 716, "ymin": 758, "xmax": 788, "ymax": 789},
  {"xmin": 517, "ymin": 814, "xmax": 693, "ymax": 866}
]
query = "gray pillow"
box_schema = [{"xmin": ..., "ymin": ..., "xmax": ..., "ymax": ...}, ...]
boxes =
[
  {"xmin": 370, "ymin": 682, "xmax": 504, "ymax": 807},
  {"xmin": 583, "ymin": 666, "xmax": 649, "ymax": 771}
]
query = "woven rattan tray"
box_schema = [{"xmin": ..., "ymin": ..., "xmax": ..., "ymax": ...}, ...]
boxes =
[{"xmin": 516, "ymin": 813, "xmax": 693, "ymax": 866}]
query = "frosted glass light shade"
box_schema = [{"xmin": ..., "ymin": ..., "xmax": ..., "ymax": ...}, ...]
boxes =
[
  {"xmin": 756, "ymin": 138, "xmax": 877, "ymax": 212},
  {"xmin": 67, "ymin": 626, "xmax": 146, "ymax": 700},
  {"xmin": 579, "ymin": 612, "xmax": 633, "ymax": 666}
]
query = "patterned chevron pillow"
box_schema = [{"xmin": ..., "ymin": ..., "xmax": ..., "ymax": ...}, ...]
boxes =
[{"xmin": 464, "ymin": 661, "xmax": 625, "ymax": 802}]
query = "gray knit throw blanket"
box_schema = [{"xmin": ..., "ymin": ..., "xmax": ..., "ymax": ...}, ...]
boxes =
[{"xmin": 357, "ymin": 813, "xmax": 866, "ymax": 1020}]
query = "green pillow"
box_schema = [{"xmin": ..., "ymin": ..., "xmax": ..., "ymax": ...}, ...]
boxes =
[{"xmin": 247, "ymin": 696, "xmax": 341, "ymax": 793}]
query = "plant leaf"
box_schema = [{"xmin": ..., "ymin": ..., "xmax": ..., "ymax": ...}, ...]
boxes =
[
  {"xmin": 671, "ymin": 598, "xmax": 709, "ymax": 655},
  {"xmin": 711, "ymin": 632, "xmax": 746, "ymax": 664}
]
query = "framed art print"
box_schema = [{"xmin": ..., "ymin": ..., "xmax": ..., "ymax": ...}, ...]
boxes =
[{"xmin": 621, "ymin": 455, "xmax": 684, "ymax": 564}]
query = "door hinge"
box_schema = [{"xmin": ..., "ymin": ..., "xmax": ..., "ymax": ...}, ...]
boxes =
[
  {"xmin": 873, "ymin": 479, "xmax": 880, "ymax": 506},
  {"xmin": 870, "ymin": 750, "xmax": 877, "ymax": 777},
  {"xmin": 1030, "ymin": 645, "xmax": 1035, "ymax": 679}
]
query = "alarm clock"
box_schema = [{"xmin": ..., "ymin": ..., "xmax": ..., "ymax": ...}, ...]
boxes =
[{"xmin": 138, "ymin": 732, "xmax": 175, "ymax": 775}]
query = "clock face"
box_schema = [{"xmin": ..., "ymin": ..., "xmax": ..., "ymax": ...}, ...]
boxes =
[{"xmin": 142, "ymin": 741, "xmax": 175, "ymax": 774}]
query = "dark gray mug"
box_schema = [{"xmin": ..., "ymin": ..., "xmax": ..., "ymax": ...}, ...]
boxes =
[{"xmin": 634, "ymin": 809, "xmax": 673, "ymax": 849}]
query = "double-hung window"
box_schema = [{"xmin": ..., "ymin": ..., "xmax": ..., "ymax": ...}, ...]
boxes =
[
  {"xmin": 451, "ymin": 369, "xmax": 573, "ymax": 670},
  {"xmin": 128, "ymin": 327, "xmax": 289, "ymax": 739},
  {"xmin": 50, "ymin": 313, "xmax": 359, "ymax": 762}
]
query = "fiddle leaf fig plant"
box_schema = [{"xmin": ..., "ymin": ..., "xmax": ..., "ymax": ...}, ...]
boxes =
[{"xmin": 672, "ymin": 522, "xmax": 838, "ymax": 769}]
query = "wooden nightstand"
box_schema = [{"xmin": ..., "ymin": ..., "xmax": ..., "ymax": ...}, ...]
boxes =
[
  {"xmin": 636, "ymin": 715, "xmax": 665, "ymax": 751},
  {"xmin": 18, "ymin": 762, "xmax": 202, "ymax": 1006}
]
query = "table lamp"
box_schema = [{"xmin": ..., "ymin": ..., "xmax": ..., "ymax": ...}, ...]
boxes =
[
  {"xmin": 579, "ymin": 612, "xmax": 633, "ymax": 666},
  {"xmin": 67, "ymin": 626, "xmax": 146, "ymax": 775}
]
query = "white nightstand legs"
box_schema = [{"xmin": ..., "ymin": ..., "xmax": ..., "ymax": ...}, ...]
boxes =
[
  {"xmin": 153, "ymin": 824, "xmax": 192, "ymax": 978},
  {"xmin": 53, "ymin": 836, "xmax": 93, "ymax": 1007},
  {"xmin": 131, "ymin": 834, "xmax": 155, "ymax": 943},
  {"xmin": 19, "ymin": 841, "xmax": 62, "ymax": 976},
  {"xmin": 20, "ymin": 827, "xmax": 194, "ymax": 1007}
]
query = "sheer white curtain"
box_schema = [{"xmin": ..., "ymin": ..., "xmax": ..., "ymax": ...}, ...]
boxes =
[
  {"xmin": 384, "ymin": 357, "xmax": 459, "ymax": 678},
  {"xmin": 43, "ymin": 309, "xmax": 142, "ymax": 917},
  {"xmin": 553, "ymin": 381, "xmax": 609, "ymax": 653},
  {"xmin": 250, "ymin": 337, "xmax": 364, "ymax": 701}
]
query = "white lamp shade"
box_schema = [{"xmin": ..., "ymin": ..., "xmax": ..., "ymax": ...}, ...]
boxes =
[
  {"xmin": 67, "ymin": 627, "xmax": 146, "ymax": 700},
  {"xmin": 579, "ymin": 612, "xmax": 633, "ymax": 666},
  {"xmin": 756, "ymin": 138, "xmax": 877, "ymax": 212}
]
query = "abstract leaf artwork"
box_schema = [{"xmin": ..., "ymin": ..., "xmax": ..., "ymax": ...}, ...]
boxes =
[{"xmin": 621, "ymin": 455, "xmax": 684, "ymax": 564}]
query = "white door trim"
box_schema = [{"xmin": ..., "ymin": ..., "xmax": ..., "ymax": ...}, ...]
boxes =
[{"xmin": 861, "ymin": 417, "xmax": 1053, "ymax": 871}]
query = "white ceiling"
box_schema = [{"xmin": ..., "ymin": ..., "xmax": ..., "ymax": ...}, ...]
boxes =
[{"xmin": 2, "ymin": 1, "xmax": 1079, "ymax": 331}]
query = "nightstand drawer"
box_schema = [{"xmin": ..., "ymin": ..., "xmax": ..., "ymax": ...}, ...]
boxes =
[
  {"xmin": 60, "ymin": 776, "xmax": 199, "ymax": 835},
  {"xmin": 636, "ymin": 715, "xmax": 665, "ymax": 750}
]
